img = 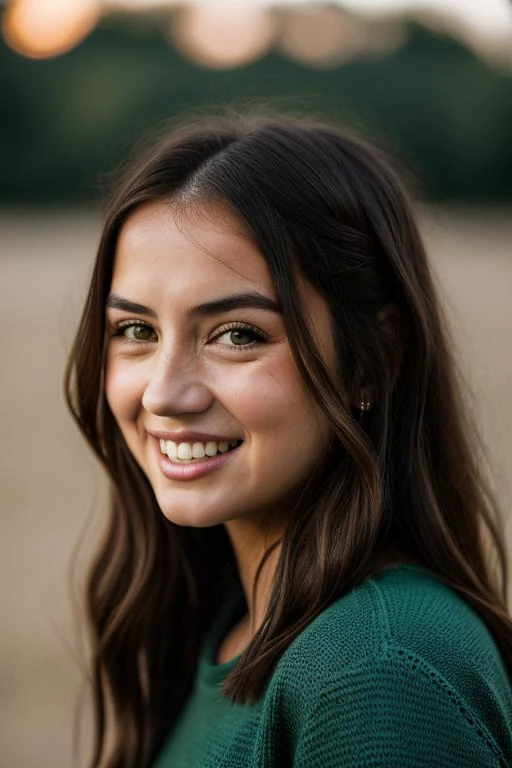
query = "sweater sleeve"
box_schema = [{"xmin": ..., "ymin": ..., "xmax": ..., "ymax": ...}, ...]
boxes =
[{"xmin": 293, "ymin": 646, "xmax": 507, "ymax": 768}]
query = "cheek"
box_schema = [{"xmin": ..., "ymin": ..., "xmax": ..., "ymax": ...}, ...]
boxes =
[
  {"xmin": 219, "ymin": 356, "xmax": 329, "ymax": 444},
  {"xmin": 104, "ymin": 358, "xmax": 144, "ymax": 425},
  {"xmin": 265, "ymin": 359, "xmax": 332, "ymax": 455}
]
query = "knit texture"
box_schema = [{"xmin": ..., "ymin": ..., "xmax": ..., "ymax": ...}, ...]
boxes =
[{"xmin": 152, "ymin": 566, "xmax": 512, "ymax": 767}]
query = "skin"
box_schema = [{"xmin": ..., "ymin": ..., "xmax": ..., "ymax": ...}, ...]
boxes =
[{"xmin": 105, "ymin": 199, "xmax": 337, "ymax": 655}]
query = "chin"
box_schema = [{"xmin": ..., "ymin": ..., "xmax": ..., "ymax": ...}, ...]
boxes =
[{"xmin": 154, "ymin": 496, "xmax": 233, "ymax": 529}]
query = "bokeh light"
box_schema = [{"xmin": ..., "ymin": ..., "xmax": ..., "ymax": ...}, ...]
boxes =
[
  {"xmin": 278, "ymin": 6, "xmax": 368, "ymax": 69},
  {"xmin": 169, "ymin": 3, "xmax": 276, "ymax": 69},
  {"xmin": 3, "ymin": 0, "xmax": 101, "ymax": 59}
]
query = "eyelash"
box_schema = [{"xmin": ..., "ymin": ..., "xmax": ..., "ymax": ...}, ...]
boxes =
[{"xmin": 109, "ymin": 320, "xmax": 268, "ymax": 350}]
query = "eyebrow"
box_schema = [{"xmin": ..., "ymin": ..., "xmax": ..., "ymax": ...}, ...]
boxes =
[
  {"xmin": 105, "ymin": 291, "xmax": 282, "ymax": 318},
  {"xmin": 105, "ymin": 295, "xmax": 157, "ymax": 317}
]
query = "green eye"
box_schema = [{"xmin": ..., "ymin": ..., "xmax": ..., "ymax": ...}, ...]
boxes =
[
  {"xmin": 123, "ymin": 323, "xmax": 154, "ymax": 341},
  {"xmin": 214, "ymin": 326, "xmax": 264, "ymax": 348},
  {"xmin": 229, "ymin": 329, "xmax": 255, "ymax": 346}
]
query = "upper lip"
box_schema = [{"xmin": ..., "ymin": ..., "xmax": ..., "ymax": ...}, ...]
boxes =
[{"xmin": 148, "ymin": 429, "xmax": 242, "ymax": 443}]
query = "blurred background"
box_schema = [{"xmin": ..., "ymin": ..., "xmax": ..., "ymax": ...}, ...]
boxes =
[{"xmin": 1, "ymin": 0, "xmax": 511, "ymax": 765}]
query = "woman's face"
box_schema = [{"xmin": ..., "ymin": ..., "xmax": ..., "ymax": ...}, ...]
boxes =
[{"xmin": 105, "ymin": 200, "xmax": 335, "ymax": 530}]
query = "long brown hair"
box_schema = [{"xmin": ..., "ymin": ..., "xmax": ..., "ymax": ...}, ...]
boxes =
[{"xmin": 65, "ymin": 112, "xmax": 512, "ymax": 768}]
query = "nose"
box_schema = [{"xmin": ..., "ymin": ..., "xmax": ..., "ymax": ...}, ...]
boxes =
[{"xmin": 141, "ymin": 347, "xmax": 214, "ymax": 417}]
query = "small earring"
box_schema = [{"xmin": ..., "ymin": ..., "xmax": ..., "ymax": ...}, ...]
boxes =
[{"xmin": 360, "ymin": 399, "xmax": 371, "ymax": 413}]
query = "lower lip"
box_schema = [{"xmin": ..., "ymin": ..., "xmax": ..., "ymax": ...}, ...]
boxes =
[{"xmin": 157, "ymin": 445, "xmax": 240, "ymax": 481}]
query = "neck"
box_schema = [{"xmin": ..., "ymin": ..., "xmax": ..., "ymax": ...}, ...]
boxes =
[{"xmin": 224, "ymin": 516, "xmax": 285, "ymax": 634}]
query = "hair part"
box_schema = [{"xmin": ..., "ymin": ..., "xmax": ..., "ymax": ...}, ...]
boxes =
[{"xmin": 65, "ymin": 111, "xmax": 511, "ymax": 768}]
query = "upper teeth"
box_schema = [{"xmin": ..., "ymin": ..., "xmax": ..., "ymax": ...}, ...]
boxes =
[{"xmin": 159, "ymin": 439, "xmax": 239, "ymax": 461}]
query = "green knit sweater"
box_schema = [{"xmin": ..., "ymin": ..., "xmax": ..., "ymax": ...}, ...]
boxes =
[{"xmin": 153, "ymin": 566, "xmax": 512, "ymax": 767}]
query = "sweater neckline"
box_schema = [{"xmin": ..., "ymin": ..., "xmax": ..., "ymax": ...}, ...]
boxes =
[
  {"xmin": 198, "ymin": 582, "xmax": 246, "ymax": 687},
  {"xmin": 197, "ymin": 563, "xmax": 429, "ymax": 689}
]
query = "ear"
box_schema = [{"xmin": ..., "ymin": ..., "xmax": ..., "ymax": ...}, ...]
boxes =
[{"xmin": 351, "ymin": 304, "xmax": 405, "ymax": 414}]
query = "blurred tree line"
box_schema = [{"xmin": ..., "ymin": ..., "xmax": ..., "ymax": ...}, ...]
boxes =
[{"xmin": 1, "ymin": 14, "xmax": 511, "ymax": 204}]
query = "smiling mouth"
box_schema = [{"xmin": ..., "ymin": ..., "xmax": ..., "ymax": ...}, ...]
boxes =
[{"xmin": 159, "ymin": 438, "xmax": 242, "ymax": 463}]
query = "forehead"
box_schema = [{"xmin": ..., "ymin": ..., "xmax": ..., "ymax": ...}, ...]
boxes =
[{"xmin": 112, "ymin": 200, "xmax": 276, "ymax": 298}]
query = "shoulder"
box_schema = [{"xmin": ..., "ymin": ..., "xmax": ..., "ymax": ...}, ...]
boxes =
[
  {"xmin": 277, "ymin": 565, "xmax": 508, "ymax": 685},
  {"xmin": 265, "ymin": 566, "xmax": 512, "ymax": 766}
]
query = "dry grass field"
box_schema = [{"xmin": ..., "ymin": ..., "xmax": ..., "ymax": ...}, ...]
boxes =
[{"xmin": 1, "ymin": 207, "xmax": 511, "ymax": 767}]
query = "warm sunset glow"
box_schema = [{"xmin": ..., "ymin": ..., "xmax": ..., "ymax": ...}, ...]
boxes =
[
  {"xmin": 3, "ymin": 0, "xmax": 511, "ymax": 67},
  {"xmin": 169, "ymin": 4, "xmax": 276, "ymax": 69},
  {"xmin": 3, "ymin": 0, "xmax": 101, "ymax": 60}
]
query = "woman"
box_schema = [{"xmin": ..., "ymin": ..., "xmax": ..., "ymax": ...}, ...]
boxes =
[{"xmin": 66, "ymin": 113, "xmax": 512, "ymax": 767}]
